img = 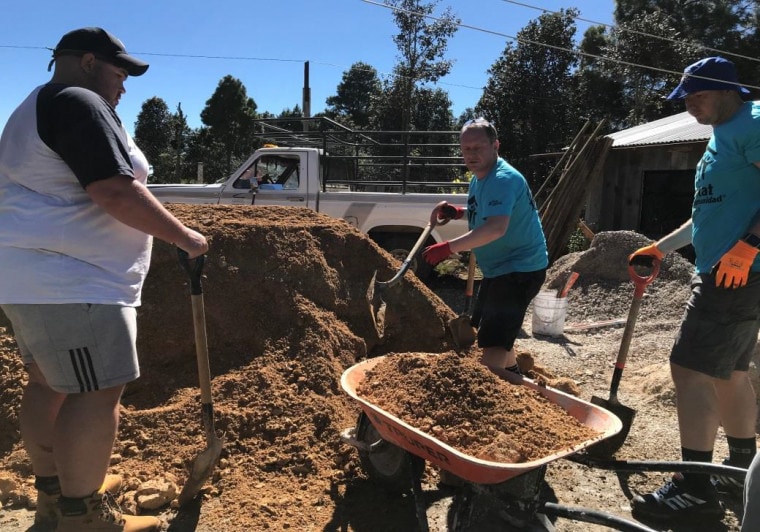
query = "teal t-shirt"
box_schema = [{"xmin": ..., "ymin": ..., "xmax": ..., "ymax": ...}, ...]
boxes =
[
  {"xmin": 692, "ymin": 101, "xmax": 760, "ymax": 274},
  {"xmin": 467, "ymin": 158, "xmax": 548, "ymax": 277}
]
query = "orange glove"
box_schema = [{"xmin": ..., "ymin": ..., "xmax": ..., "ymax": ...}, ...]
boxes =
[
  {"xmin": 628, "ymin": 243, "xmax": 664, "ymax": 266},
  {"xmin": 712, "ymin": 240, "xmax": 759, "ymax": 289}
]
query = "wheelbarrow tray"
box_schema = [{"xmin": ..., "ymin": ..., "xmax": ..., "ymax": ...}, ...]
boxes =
[{"xmin": 341, "ymin": 355, "xmax": 623, "ymax": 485}]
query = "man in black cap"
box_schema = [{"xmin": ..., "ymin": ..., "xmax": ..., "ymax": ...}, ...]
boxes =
[
  {"xmin": 0, "ymin": 27, "xmax": 208, "ymax": 531},
  {"xmin": 628, "ymin": 57, "xmax": 760, "ymax": 524}
]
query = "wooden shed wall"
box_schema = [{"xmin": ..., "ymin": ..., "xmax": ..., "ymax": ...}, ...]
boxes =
[{"xmin": 585, "ymin": 142, "xmax": 707, "ymax": 233}]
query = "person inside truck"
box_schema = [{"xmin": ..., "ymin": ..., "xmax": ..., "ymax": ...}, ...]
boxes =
[{"xmin": 421, "ymin": 117, "xmax": 548, "ymax": 375}]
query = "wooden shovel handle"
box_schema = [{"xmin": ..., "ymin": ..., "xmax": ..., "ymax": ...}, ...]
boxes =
[{"xmin": 465, "ymin": 253, "xmax": 477, "ymax": 297}]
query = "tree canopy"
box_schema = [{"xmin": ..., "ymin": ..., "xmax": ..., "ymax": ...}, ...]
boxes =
[{"xmin": 137, "ymin": 0, "xmax": 760, "ymax": 185}]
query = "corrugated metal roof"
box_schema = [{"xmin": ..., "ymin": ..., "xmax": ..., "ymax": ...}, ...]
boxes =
[{"xmin": 607, "ymin": 111, "xmax": 712, "ymax": 148}]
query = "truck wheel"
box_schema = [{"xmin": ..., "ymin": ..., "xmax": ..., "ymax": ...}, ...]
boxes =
[{"xmin": 385, "ymin": 236, "xmax": 433, "ymax": 281}]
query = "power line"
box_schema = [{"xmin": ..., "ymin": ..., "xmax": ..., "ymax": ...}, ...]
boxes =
[
  {"xmin": 499, "ymin": 0, "xmax": 760, "ymax": 65},
  {"xmin": 360, "ymin": 0, "xmax": 760, "ymax": 93},
  {"xmin": 0, "ymin": 44, "xmax": 485, "ymax": 94}
]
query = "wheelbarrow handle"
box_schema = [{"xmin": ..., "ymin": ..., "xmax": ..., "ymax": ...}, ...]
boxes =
[{"xmin": 178, "ymin": 248, "xmax": 205, "ymax": 296}]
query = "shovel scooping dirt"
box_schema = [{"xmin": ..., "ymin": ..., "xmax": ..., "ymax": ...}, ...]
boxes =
[{"xmin": 448, "ymin": 252, "xmax": 478, "ymax": 349}]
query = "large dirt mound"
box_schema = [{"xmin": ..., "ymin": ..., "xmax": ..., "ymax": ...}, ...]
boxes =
[
  {"xmin": 0, "ymin": 205, "xmax": 459, "ymax": 531},
  {"xmin": 0, "ymin": 207, "xmax": 752, "ymax": 531}
]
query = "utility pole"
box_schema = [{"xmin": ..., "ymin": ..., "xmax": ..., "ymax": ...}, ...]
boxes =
[{"xmin": 302, "ymin": 61, "xmax": 311, "ymax": 132}]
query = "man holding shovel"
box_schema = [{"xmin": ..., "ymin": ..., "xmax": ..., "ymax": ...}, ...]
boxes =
[
  {"xmin": 0, "ymin": 28, "xmax": 208, "ymax": 531},
  {"xmin": 628, "ymin": 57, "xmax": 760, "ymax": 524},
  {"xmin": 422, "ymin": 118, "xmax": 548, "ymax": 374}
]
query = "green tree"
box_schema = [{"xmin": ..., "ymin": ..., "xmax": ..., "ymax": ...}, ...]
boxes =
[
  {"xmin": 569, "ymin": 25, "xmax": 627, "ymax": 131},
  {"xmin": 384, "ymin": 0, "xmax": 459, "ymax": 131},
  {"xmin": 604, "ymin": 10, "xmax": 698, "ymax": 125},
  {"xmin": 200, "ymin": 75, "xmax": 258, "ymax": 178},
  {"xmin": 477, "ymin": 9, "xmax": 579, "ymax": 181},
  {"xmin": 168, "ymin": 103, "xmax": 191, "ymax": 183},
  {"xmin": 325, "ymin": 62, "xmax": 382, "ymax": 129},
  {"xmin": 134, "ymin": 97, "xmax": 172, "ymax": 180},
  {"xmin": 614, "ymin": 0, "xmax": 760, "ymax": 100}
]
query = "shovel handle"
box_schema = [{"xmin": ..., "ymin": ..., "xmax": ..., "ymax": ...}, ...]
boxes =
[
  {"xmin": 178, "ymin": 249, "xmax": 205, "ymax": 296},
  {"xmin": 465, "ymin": 253, "xmax": 477, "ymax": 297},
  {"xmin": 178, "ymin": 249, "xmax": 214, "ymax": 408},
  {"xmin": 375, "ymin": 221, "xmax": 436, "ymax": 289},
  {"xmin": 608, "ymin": 260, "xmax": 661, "ymax": 400},
  {"xmin": 462, "ymin": 252, "xmax": 477, "ymax": 315}
]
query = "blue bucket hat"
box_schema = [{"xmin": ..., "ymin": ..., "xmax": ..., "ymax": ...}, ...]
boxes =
[{"xmin": 667, "ymin": 57, "xmax": 749, "ymax": 100}]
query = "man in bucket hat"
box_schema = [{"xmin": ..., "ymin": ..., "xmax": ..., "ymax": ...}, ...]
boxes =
[
  {"xmin": 0, "ymin": 27, "xmax": 208, "ymax": 531},
  {"xmin": 628, "ymin": 57, "xmax": 760, "ymax": 525}
]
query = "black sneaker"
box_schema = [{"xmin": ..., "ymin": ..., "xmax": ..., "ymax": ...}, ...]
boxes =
[
  {"xmin": 711, "ymin": 458, "xmax": 746, "ymax": 498},
  {"xmin": 631, "ymin": 473, "xmax": 723, "ymax": 522}
]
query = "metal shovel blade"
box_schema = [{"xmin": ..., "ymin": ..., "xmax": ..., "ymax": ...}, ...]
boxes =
[
  {"xmin": 366, "ymin": 270, "xmax": 387, "ymax": 338},
  {"xmin": 178, "ymin": 430, "xmax": 224, "ymax": 506},
  {"xmin": 449, "ymin": 315, "xmax": 476, "ymax": 349},
  {"xmin": 586, "ymin": 397, "xmax": 636, "ymax": 457}
]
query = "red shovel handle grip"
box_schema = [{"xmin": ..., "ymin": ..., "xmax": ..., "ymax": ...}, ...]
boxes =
[{"xmin": 628, "ymin": 259, "xmax": 660, "ymax": 299}]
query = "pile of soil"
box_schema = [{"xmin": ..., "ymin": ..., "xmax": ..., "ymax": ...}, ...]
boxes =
[
  {"xmin": 356, "ymin": 352, "xmax": 599, "ymax": 463},
  {"xmin": 0, "ymin": 205, "xmax": 461, "ymax": 531},
  {"xmin": 0, "ymin": 205, "xmax": 755, "ymax": 532}
]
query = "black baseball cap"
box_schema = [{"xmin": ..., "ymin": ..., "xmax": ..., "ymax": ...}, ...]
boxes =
[{"xmin": 49, "ymin": 27, "xmax": 149, "ymax": 76}]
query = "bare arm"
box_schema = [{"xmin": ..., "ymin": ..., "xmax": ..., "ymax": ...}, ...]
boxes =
[
  {"xmin": 655, "ymin": 219, "xmax": 693, "ymax": 254},
  {"xmin": 448, "ymin": 215, "xmax": 509, "ymax": 253},
  {"xmin": 86, "ymin": 175, "xmax": 208, "ymax": 258}
]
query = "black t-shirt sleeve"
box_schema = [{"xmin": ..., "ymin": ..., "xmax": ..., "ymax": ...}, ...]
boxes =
[{"xmin": 37, "ymin": 84, "xmax": 134, "ymax": 189}]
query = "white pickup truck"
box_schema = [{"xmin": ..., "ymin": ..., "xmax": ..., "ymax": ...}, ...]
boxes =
[{"xmin": 148, "ymin": 120, "xmax": 469, "ymax": 277}]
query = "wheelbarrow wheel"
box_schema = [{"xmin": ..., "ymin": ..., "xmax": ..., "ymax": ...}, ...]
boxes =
[{"xmin": 355, "ymin": 412, "xmax": 421, "ymax": 493}]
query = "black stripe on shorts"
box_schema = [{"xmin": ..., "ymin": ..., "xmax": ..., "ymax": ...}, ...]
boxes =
[{"xmin": 69, "ymin": 347, "xmax": 100, "ymax": 392}]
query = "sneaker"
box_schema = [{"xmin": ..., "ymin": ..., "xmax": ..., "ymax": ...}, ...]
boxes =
[
  {"xmin": 36, "ymin": 474, "xmax": 123, "ymax": 529},
  {"xmin": 631, "ymin": 473, "xmax": 723, "ymax": 522},
  {"xmin": 711, "ymin": 458, "xmax": 746, "ymax": 498},
  {"xmin": 56, "ymin": 490, "xmax": 160, "ymax": 532}
]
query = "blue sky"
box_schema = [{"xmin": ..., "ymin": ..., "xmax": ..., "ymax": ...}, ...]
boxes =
[{"xmin": 0, "ymin": 0, "xmax": 614, "ymax": 136}]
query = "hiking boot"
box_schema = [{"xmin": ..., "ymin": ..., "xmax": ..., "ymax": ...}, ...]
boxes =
[
  {"xmin": 711, "ymin": 458, "xmax": 746, "ymax": 498},
  {"xmin": 631, "ymin": 473, "xmax": 723, "ymax": 522},
  {"xmin": 36, "ymin": 474, "xmax": 123, "ymax": 528},
  {"xmin": 56, "ymin": 490, "xmax": 160, "ymax": 532}
]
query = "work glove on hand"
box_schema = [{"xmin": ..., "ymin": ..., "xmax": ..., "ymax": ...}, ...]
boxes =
[
  {"xmin": 439, "ymin": 202, "xmax": 465, "ymax": 221},
  {"xmin": 628, "ymin": 243, "xmax": 664, "ymax": 267},
  {"xmin": 712, "ymin": 240, "xmax": 759, "ymax": 289},
  {"xmin": 422, "ymin": 241, "xmax": 452, "ymax": 266}
]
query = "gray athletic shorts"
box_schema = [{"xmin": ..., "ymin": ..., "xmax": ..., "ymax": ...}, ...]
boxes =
[
  {"xmin": 1, "ymin": 303, "xmax": 140, "ymax": 393},
  {"xmin": 670, "ymin": 272, "xmax": 760, "ymax": 379}
]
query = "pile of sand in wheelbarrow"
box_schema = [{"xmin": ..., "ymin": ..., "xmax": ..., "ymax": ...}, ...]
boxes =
[{"xmin": 356, "ymin": 351, "xmax": 600, "ymax": 463}]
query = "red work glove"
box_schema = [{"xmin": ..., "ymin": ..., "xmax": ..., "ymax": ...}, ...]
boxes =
[
  {"xmin": 628, "ymin": 243, "xmax": 664, "ymax": 267},
  {"xmin": 422, "ymin": 241, "xmax": 452, "ymax": 266},
  {"xmin": 712, "ymin": 240, "xmax": 759, "ymax": 289},
  {"xmin": 439, "ymin": 202, "xmax": 465, "ymax": 221}
]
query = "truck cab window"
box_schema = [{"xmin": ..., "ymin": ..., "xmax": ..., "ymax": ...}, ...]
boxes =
[{"xmin": 257, "ymin": 155, "xmax": 299, "ymax": 190}]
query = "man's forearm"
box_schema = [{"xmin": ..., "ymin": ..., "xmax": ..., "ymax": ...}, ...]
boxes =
[
  {"xmin": 656, "ymin": 219, "xmax": 693, "ymax": 254},
  {"xmin": 86, "ymin": 176, "xmax": 201, "ymax": 251}
]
